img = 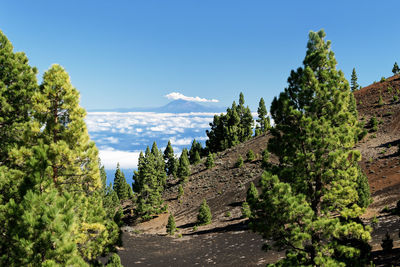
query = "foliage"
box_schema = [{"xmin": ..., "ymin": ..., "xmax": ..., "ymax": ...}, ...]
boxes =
[
  {"xmin": 256, "ymin": 97, "xmax": 270, "ymax": 133},
  {"xmin": 177, "ymin": 148, "xmax": 191, "ymax": 182},
  {"xmin": 197, "ymin": 199, "xmax": 212, "ymax": 225},
  {"xmin": 241, "ymin": 201, "xmax": 251, "ymax": 218},
  {"xmin": 378, "ymin": 94, "xmax": 384, "ymax": 106},
  {"xmin": 235, "ymin": 155, "xmax": 244, "ymax": 168},
  {"xmin": 133, "ymin": 143, "xmax": 167, "ymax": 219},
  {"xmin": 246, "ymin": 149, "xmax": 255, "ymax": 162},
  {"xmin": 206, "ymin": 93, "xmax": 254, "ymax": 153},
  {"xmin": 261, "ymin": 149, "xmax": 270, "ymax": 169},
  {"xmin": 113, "ymin": 163, "xmax": 133, "ymax": 201},
  {"xmin": 205, "ymin": 152, "xmax": 215, "ymax": 169},
  {"xmin": 163, "ymin": 140, "xmax": 178, "ymax": 177},
  {"xmin": 246, "ymin": 182, "xmax": 258, "ymax": 208},
  {"xmin": 106, "ymin": 253, "xmax": 123, "ymax": 267},
  {"xmin": 392, "ymin": 62, "xmax": 400, "ymax": 74},
  {"xmin": 189, "ymin": 139, "xmax": 203, "ymax": 165},
  {"xmin": 251, "ymin": 30, "xmax": 371, "ymax": 265},
  {"xmin": 166, "ymin": 214, "xmax": 177, "ymax": 235},
  {"xmin": 368, "ymin": 116, "xmax": 378, "ymax": 132},
  {"xmin": 178, "ymin": 184, "xmax": 184, "ymax": 200},
  {"xmin": 351, "ymin": 68, "xmax": 359, "ymax": 92}
]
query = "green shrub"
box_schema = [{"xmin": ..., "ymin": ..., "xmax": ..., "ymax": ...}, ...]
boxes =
[
  {"xmin": 178, "ymin": 184, "xmax": 184, "ymax": 200},
  {"xmin": 107, "ymin": 253, "xmax": 123, "ymax": 267},
  {"xmin": 205, "ymin": 153, "xmax": 215, "ymax": 169},
  {"xmin": 166, "ymin": 214, "xmax": 176, "ymax": 235},
  {"xmin": 225, "ymin": 211, "xmax": 231, "ymax": 217},
  {"xmin": 388, "ymin": 86, "xmax": 393, "ymax": 93},
  {"xmin": 241, "ymin": 201, "xmax": 251, "ymax": 218},
  {"xmin": 235, "ymin": 155, "xmax": 244, "ymax": 168},
  {"xmin": 393, "ymin": 95, "xmax": 399, "ymax": 103},
  {"xmin": 368, "ymin": 116, "xmax": 378, "ymax": 132},
  {"xmin": 246, "ymin": 149, "xmax": 255, "ymax": 161},
  {"xmin": 261, "ymin": 149, "xmax": 270, "ymax": 169},
  {"xmin": 197, "ymin": 199, "xmax": 212, "ymax": 225},
  {"xmin": 378, "ymin": 95, "xmax": 384, "ymax": 106},
  {"xmin": 380, "ymin": 77, "xmax": 386, "ymax": 82}
]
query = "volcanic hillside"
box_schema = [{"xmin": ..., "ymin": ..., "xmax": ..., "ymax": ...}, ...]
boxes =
[{"xmin": 117, "ymin": 75, "xmax": 400, "ymax": 266}]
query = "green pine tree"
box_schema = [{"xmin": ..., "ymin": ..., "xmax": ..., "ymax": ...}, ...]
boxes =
[
  {"xmin": 246, "ymin": 182, "xmax": 258, "ymax": 207},
  {"xmin": 189, "ymin": 139, "xmax": 202, "ymax": 165},
  {"xmin": 205, "ymin": 152, "xmax": 215, "ymax": 169},
  {"xmin": 166, "ymin": 214, "xmax": 177, "ymax": 235},
  {"xmin": 177, "ymin": 148, "xmax": 191, "ymax": 182},
  {"xmin": 246, "ymin": 149, "xmax": 255, "ymax": 162},
  {"xmin": 251, "ymin": 30, "xmax": 371, "ymax": 266},
  {"xmin": 256, "ymin": 97, "xmax": 270, "ymax": 133},
  {"xmin": 351, "ymin": 68, "xmax": 359, "ymax": 92},
  {"xmin": 392, "ymin": 62, "xmax": 400, "ymax": 74},
  {"xmin": 0, "ymin": 30, "xmax": 38, "ymax": 165},
  {"xmin": 113, "ymin": 163, "xmax": 133, "ymax": 201},
  {"xmin": 106, "ymin": 253, "xmax": 123, "ymax": 267},
  {"xmin": 197, "ymin": 199, "xmax": 212, "ymax": 225},
  {"xmin": 235, "ymin": 155, "xmax": 244, "ymax": 168},
  {"xmin": 163, "ymin": 140, "xmax": 178, "ymax": 177},
  {"xmin": 133, "ymin": 146, "xmax": 166, "ymax": 220}
]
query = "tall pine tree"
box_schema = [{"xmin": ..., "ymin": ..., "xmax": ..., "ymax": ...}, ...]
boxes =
[
  {"xmin": 177, "ymin": 148, "xmax": 191, "ymax": 182},
  {"xmin": 392, "ymin": 62, "xmax": 400, "ymax": 75},
  {"xmin": 163, "ymin": 140, "xmax": 177, "ymax": 177},
  {"xmin": 113, "ymin": 163, "xmax": 133, "ymax": 201},
  {"xmin": 256, "ymin": 97, "xmax": 270, "ymax": 134},
  {"xmin": 251, "ymin": 30, "xmax": 371, "ymax": 266},
  {"xmin": 351, "ymin": 68, "xmax": 359, "ymax": 92}
]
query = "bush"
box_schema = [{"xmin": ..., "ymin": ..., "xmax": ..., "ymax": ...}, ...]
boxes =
[
  {"xmin": 205, "ymin": 153, "xmax": 215, "ymax": 169},
  {"xmin": 393, "ymin": 95, "xmax": 399, "ymax": 103},
  {"xmin": 368, "ymin": 116, "xmax": 378, "ymax": 132},
  {"xmin": 235, "ymin": 155, "xmax": 244, "ymax": 168},
  {"xmin": 388, "ymin": 86, "xmax": 393, "ymax": 93},
  {"xmin": 380, "ymin": 76, "xmax": 386, "ymax": 82},
  {"xmin": 378, "ymin": 95, "xmax": 384, "ymax": 106},
  {"xmin": 197, "ymin": 199, "xmax": 212, "ymax": 225},
  {"xmin": 225, "ymin": 211, "xmax": 231, "ymax": 217},
  {"xmin": 106, "ymin": 253, "xmax": 123, "ymax": 267},
  {"xmin": 166, "ymin": 214, "xmax": 176, "ymax": 235},
  {"xmin": 178, "ymin": 184, "xmax": 184, "ymax": 200},
  {"xmin": 261, "ymin": 149, "xmax": 270, "ymax": 169},
  {"xmin": 381, "ymin": 232, "xmax": 393, "ymax": 251},
  {"xmin": 241, "ymin": 201, "xmax": 251, "ymax": 218},
  {"xmin": 246, "ymin": 149, "xmax": 255, "ymax": 161},
  {"xmin": 246, "ymin": 182, "xmax": 259, "ymax": 207}
]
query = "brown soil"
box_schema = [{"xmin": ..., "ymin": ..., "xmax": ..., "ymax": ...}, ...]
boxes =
[{"xmin": 117, "ymin": 75, "xmax": 400, "ymax": 266}]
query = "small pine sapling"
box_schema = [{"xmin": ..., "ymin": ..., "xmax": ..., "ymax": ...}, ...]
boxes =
[
  {"xmin": 197, "ymin": 199, "xmax": 212, "ymax": 225},
  {"xmin": 235, "ymin": 155, "xmax": 244, "ymax": 168},
  {"xmin": 246, "ymin": 149, "xmax": 255, "ymax": 162},
  {"xmin": 178, "ymin": 184, "xmax": 184, "ymax": 201},
  {"xmin": 205, "ymin": 153, "xmax": 215, "ymax": 169},
  {"xmin": 166, "ymin": 214, "xmax": 176, "ymax": 235},
  {"xmin": 241, "ymin": 201, "xmax": 251, "ymax": 218}
]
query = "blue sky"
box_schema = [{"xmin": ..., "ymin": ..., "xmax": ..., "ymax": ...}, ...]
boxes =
[{"xmin": 1, "ymin": 1, "xmax": 400, "ymax": 111}]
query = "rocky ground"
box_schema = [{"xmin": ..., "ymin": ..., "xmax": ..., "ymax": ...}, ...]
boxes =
[{"xmin": 117, "ymin": 75, "xmax": 400, "ymax": 266}]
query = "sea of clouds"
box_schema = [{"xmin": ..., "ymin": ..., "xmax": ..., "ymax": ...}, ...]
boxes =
[{"xmin": 86, "ymin": 112, "xmax": 218, "ymax": 171}]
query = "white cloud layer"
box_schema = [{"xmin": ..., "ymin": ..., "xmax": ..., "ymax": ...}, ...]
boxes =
[
  {"xmin": 165, "ymin": 92, "xmax": 219, "ymax": 103},
  {"xmin": 99, "ymin": 148, "xmax": 140, "ymax": 169}
]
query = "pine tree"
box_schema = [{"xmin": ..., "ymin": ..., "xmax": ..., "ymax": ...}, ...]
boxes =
[
  {"xmin": 163, "ymin": 140, "xmax": 177, "ymax": 177},
  {"xmin": 246, "ymin": 182, "xmax": 258, "ymax": 207},
  {"xmin": 113, "ymin": 163, "xmax": 133, "ymax": 201},
  {"xmin": 178, "ymin": 184, "xmax": 184, "ymax": 200},
  {"xmin": 392, "ymin": 62, "xmax": 400, "ymax": 74},
  {"xmin": 237, "ymin": 93, "xmax": 254, "ymax": 142},
  {"xmin": 256, "ymin": 98, "xmax": 270, "ymax": 133},
  {"xmin": 107, "ymin": 253, "xmax": 123, "ymax": 267},
  {"xmin": 351, "ymin": 68, "xmax": 359, "ymax": 92},
  {"xmin": 133, "ymin": 146, "xmax": 166, "ymax": 219},
  {"xmin": 166, "ymin": 214, "xmax": 177, "ymax": 235},
  {"xmin": 251, "ymin": 30, "xmax": 371, "ymax": 265},
  {"xmin": 177, "ymin": 148, "xmax": 191, "ymax": 182},
  {"xmin": 0, "ymin": 30, "xmax": 38, "ymax": 165},
  {"xmin": 246, "ymin": 149, "xmax": 255, "ymax": 162},
  {"xmin": 189, "ymin": 139, "xmax": 202, "ymax": 165},
  {"xmin": 197, "ymin": 199, "xmax": 212, "ymax": 225},
  {"xmin": 235, "ymin": 155, "xmax": 244, "ymax": 168},
  {"xmin": 205, "ymin": 152, "xmax": 215, "ymax": 169}
]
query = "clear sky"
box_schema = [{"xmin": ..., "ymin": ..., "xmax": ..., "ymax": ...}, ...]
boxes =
[{"xmin": 1, "ymin": 0, "xmax": 400, "ymax": 111}]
